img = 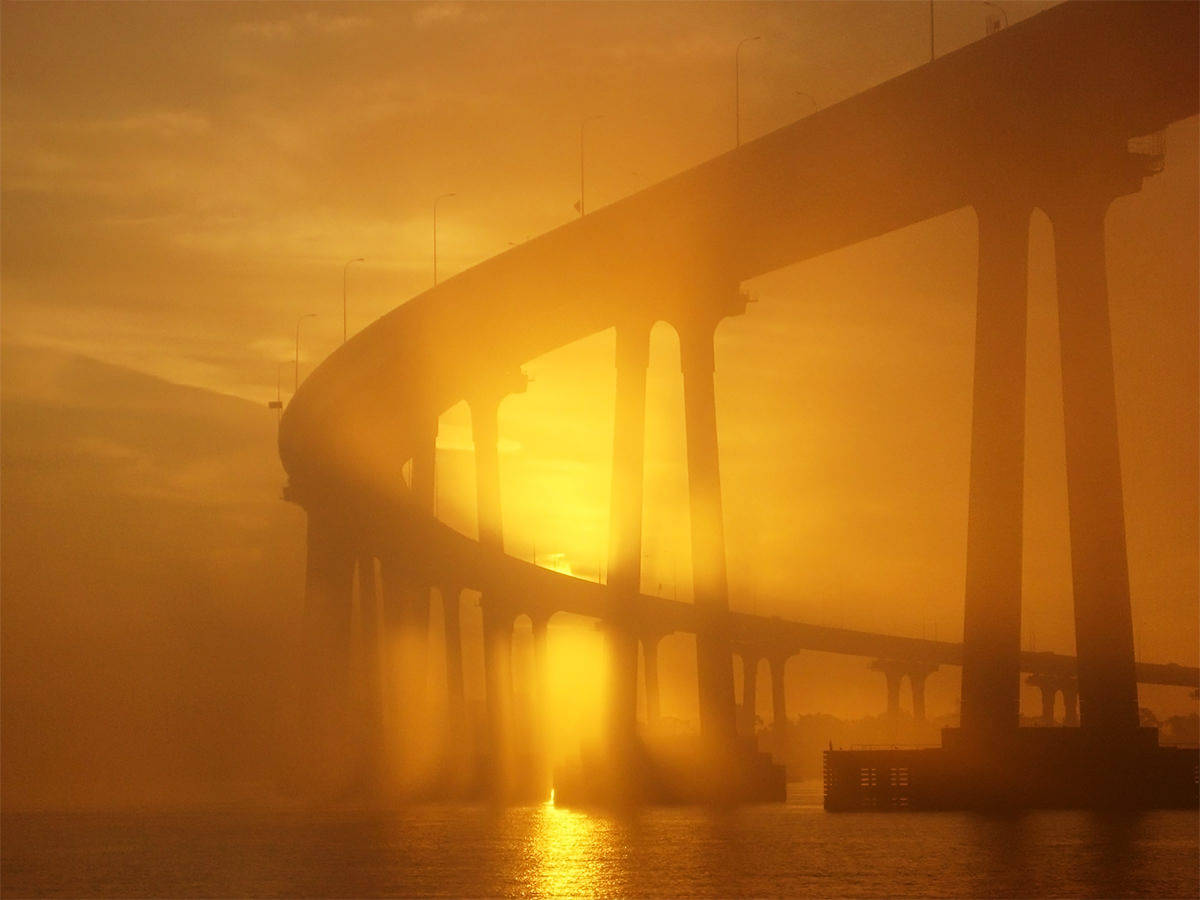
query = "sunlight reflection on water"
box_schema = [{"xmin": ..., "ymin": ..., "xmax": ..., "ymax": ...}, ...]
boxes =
[{"xmin": 3, "ymin": 797, "xmax": 1198, "ymax": 898}]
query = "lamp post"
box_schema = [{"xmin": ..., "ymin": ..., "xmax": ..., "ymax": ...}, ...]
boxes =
[
  {"xmin": 579, "ymin": 114, "xmax": 604, "ymax": 216},
  {"xmin": 342, "ymin": 257, "xmax": 365, "ymax": 344},
  {"xmin": 294, "ymin": 313, "xmax": 317, "ymax": 394},
  {"xmin": 433, "ymin": 193, "xmax": 456, "ymax": 285},
  {"xmin": 929, "ymin": 0, "xmax": 935, "ymax": 61},
  {"xmin": 735, "ymin": 35, "xmax": 761, "ymax": 147},
  {"xmin": 982, "ymin": 1, "xmax": 1008, "ymax": 30}
]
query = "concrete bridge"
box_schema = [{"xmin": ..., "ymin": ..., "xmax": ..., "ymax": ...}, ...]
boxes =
[{"xmin": 278, "ymin": 2, "xmax": 1198, "ymax": 794}]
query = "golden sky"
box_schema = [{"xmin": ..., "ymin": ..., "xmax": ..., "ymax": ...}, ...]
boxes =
[{"xmin": 3, "ymin": 0, "xmax": 1196, "ymax": 676}]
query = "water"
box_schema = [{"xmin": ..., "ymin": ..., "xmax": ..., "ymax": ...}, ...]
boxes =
[{"xmin": 4, "ymin": 788, "xmax": 1197, "ymax": 897}]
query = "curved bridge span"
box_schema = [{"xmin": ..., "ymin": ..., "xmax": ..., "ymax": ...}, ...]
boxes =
[{"xmin": 279, "ymin": 1, "xmax": 1198, "ymax": 792}]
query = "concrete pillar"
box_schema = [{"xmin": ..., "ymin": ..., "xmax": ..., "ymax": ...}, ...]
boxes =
[
  {"xmin": 411, "ymin": 418, "xmax": 437, "ymax": 512},
  {"xmin": 872, "ymin": 659, "xmax": 909, "ymax": 719},
  {"xmin": 740, "ymin": 654, "xmax": 760, "ymax": 736},
  {"xmin": 769, "ymin": 654, "xmax": 788, "ymax": 754},
  {"xmin": 1046, "ymin": 185, "xmax": 1139, "ymax": 734},
  {"xmin": 302, "ymin": 503, "xmax": 357, "ymax": 787},
  {"xmin": 909, "ymin": 666, "xmax": 934, "ymax": 724},
  {"xmin": 642, "ymin": 634, "xmax": 662, "ymax": 727},
  {"xmin": 679, "ymin": 316, "xmax": 738, "ymax": 743},
  {"xmin": 606, "ymin": 322, "xmax": 650, "ymax": 754},
  {"xmin": 1038, "ymin": 685, "xmax": 1058, "ymax": 725},
  {"xmin": 481, "ymin": 604, "xmax": 514, "ymax": 785},
  {"xmin": 356, "ymin": 554, "xmax": 386, "ymax": 787},
  {"xmin": 885, "ymin": 670, "xmax": 903, "ymax": 719},
  {"xmin": 442, "ymin": 584, "xmax": 466, "ymax": 734},
  {"xmin": 470, "ymin": 388, "xmax": 517, "ymax": 783},
  {"xmin": 411, "ymin": 420, "xmax": 438, "ymax": 659},
  {"xmin": 1062, "ymin": 681, "xmax": 1080, "ymax": 727},
  {"xmin": 531, "ymin": 614, "xmax": 551, "ymax": 795},
  {"xmin": 960, "ymin": 198, "xmax": 1032, "ymax": 739},
  {"xmin": 469, "ymin": 397, "xmax": 504, "ymax": 552}
]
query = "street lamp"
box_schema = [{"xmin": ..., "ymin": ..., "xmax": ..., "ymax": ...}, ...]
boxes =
[
  {"xmin": 578, "ymin": 114, "xmax": 604, "ymax": 216},
  {"xmin": 982, "ymin": 1, "xmax": 1008, "ymax": 31},
  {"xmin": 294, "ymin": 313, "xmax": 317, "ymax": 393},
  {"xmin": 735, "ymin": 35, "xmax": 761, "ymax": 147},
  {"xmin": 433, "ymin": 192, "xmax": 456, "ymax": 286},
  {"xmin": 342, "ymin": 257, "xmax": 365, "ymax": 344},
  {"xmin": 929, "ymin": 0, "xmax": 935, "ymax": 61}
]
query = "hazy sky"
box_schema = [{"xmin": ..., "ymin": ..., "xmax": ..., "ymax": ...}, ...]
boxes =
[{"xmin": 3, "ymin": 1, "xmax": 1196, "ymax": 673}]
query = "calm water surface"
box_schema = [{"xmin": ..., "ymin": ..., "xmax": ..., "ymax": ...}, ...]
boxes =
[{"xmin": 4, "ymin": 787, "xmax": 1198, "ymax": 897}]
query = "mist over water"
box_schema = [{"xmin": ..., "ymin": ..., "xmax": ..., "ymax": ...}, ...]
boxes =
[
  {"xmin": 3, "ymin": 0, "xmax": 1200, "ymax": 895},
  {"xmin": 4, "ymin": 799, "xmax": 1197, "ymax": 898}
]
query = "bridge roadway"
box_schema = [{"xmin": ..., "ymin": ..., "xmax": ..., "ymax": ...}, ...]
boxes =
[
  {"xmin": 333, "ymin": 484, "xmax": 1199, "ymax": 691},
  {"xmin": 280, "ymin": 0, "xmax": 1199, "ymax": 775}
]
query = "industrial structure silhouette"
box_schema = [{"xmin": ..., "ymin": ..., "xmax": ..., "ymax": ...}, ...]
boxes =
[{"xmin": 278, "ymin": 2, "xmax": 1199, "ymax": 808}]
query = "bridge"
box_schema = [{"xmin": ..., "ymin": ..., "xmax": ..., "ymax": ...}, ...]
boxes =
[{"xmin": 278, "ymin": 1, "xmax": 1199, "ymax": 801}]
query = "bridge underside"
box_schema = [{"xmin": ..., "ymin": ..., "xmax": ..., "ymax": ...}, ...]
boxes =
[{"xmin": 279, "ymin": 2, "xmax": 1199, "ymax": 806}]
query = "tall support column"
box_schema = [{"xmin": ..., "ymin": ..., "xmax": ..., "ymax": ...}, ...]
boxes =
[
  {"xmin": 470, "ymin": 398, "xmax": 504, "ymax": 553},
  {"xmin": 909, "ymin": 665, "xmax": 935, "ymax": 724},
  {"xmin": 1062, "ymin": 680, "xmax": 1080, "ymax": 727},
  {"xmin": 531, "ymin": 614, "xmax": 551, "ymax": 795},
  {"xmin": 356, "ymin": 553, "xmax": 386, "ymax": 788},
  {"xmin": 410, "ymin": 419, "xmax": 438, "ymax": 669},
  {"xmin": 740, "ymin": 654, "xmax": 760, "ymax": 737},
  {"xmin": 642, "ymin": 634, "xmax": 662, "ymax": 727},
  {"xmin": 872, "ymin": 659, "xmax": 909, "ymax": 719},
  {"xmin": 1046, "ymin": 186, "xmax": 1139, "ymax": 734},
  {"xmin": 606, "ymin": 323, "xmax": 650, "ymax": 754},
  {"xmin": 481, "ymin": 604, "xmax": 514, "ymax": 790},
  {"xmin": 885, "ymin": 670, "xmax": 903, "ymax": 718},
  {"xmin": 442, "ymin": 584, "xmax": 466, "ymax": 735},
  {"xmin": 411, "ymin": 418, "xmax": 437, "ymax": 512},
  {"xmin": 302, "ymin": 502, "xmax": 357, "ymax": 789},
  {"xmin": 1039, "ymin": 685, "xmax": 1057, "ymax": 725},
  {"xmin": 469, "ymin": 388, "xmax": 518, "ymax": 782},
  {"xmin": 960, "ymin": 198, "xmax": 1033, "ymax": 739},
  {"xmin": 768, "ymin": 654, "xmax": 788, "ymax": 756},
  {"xmin": 679, "ymin": 316, "xmax": 738, "ymax": 743}
]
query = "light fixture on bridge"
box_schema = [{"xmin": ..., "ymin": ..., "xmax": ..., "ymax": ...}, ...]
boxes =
[
  {"xmin": 433, "ymin": 193, "xmax": 456, "ymax": 286},
  {"xmin": 735, "ymin": 36, "xmax": 761, "ymax": 147}
]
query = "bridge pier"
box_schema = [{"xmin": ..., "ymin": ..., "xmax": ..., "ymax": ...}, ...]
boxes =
[
  {"xmin": 1062, "ymin": 680, "xmax": 1079, "ymax": 727},
  {"xmin": 354, "ymin": 553, "xmax": 387, "ymax": 790},
  {"xmin": 409, "ymin": 421, "xmax": 438, "ymax": 688},
  {"xmin": 481, "ymin": 604, "xmax": 514, "ymax": 789},
  {"xmin": 531, "ymin": 613, "xmax": 551, "ymax": 797},
  {"xmin": 469, "ymin": 394, "xmax": 505, "ymax": 552},
  {"xmin": 301, "ymin": 503, "xmax": 357, "ymax": 793},
  {"xmin": 1025, "ymin": 672, "xmax": 1080, "ymax": 726},
  {"xmin": 679, "ymin": 308, "xmax": 740, "ymax": 744},
  {"xmin": 606, "ymin": 321, "xmax": 651, "ymax": 758},
  {"xmin": 871, "ymin": 659, "xmax": 910, "ymax": 719},
  {"xmin": 442, "ymin": 584, "xmax": 466, "ymax": 737},
  {"xmin": 960, "ymin": 197, "xmax": 1033, "ymax": 742},
  {"xmin": 1026, "ymin": 673, "xmax": 1060, "ymax": 725},
  {"xmin": 739, "ymin": 652, "xmax": 760, "ymax": 737},
  {"xmin": 768, "ymin": 653, "xmax": 788, "ymax": 755},
  {"xmin": 1044, "ymin": 166, "xmax": 1142, "ymax": 735},
  {"xmin": 908, "ymin": 663, "xmax": 937, "ymax": 723},
  {"xmin": 469, "ymin": 376, "xmax": 525, "ymax": 790},
  {"xmin": 641, "ymin": 632, "xmax": 663, "ymax": 727}
]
